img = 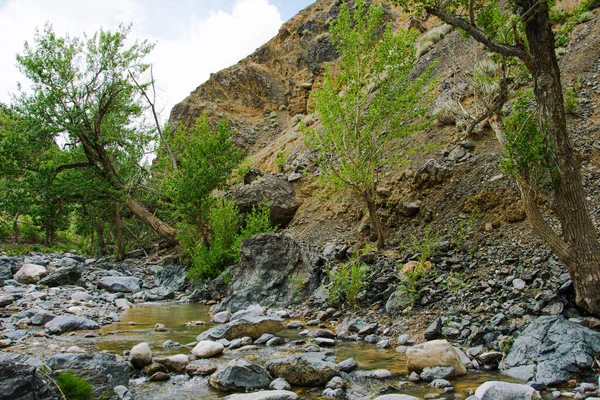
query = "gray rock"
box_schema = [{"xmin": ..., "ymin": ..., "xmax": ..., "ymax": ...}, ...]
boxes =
[
  {"xmin": 71, "ymin": 291, "xmax": 94, "ymax": 302},
  {"xmin": 46, "ymin": 352, "xmax": 130, "ymax": 398},
  {"xmin": 385, "ymin": 288, "xmax": 412, "ymax": 316},
  {"xmin": 424, "ymin": 318, "xmax": 443, "ymax": 340},
  {"xmin": 0, "ymin": 260, "xmax": 13, "ymax": 280},
  {"xmin": 215, "ymin": 233, "xmax": 322, "ymax": 312},
  {"xmin": 503, "ymin": 316, "xmax": 600, "ymax": 385},
  {"xmin": 14, "ymin": 264, "xmax": 47, "ymax": 284},
  {"xmin": 209, "ymin": 360, "xmax": 271, "ymax": 392},
  {"xmin": 287, "ymin": 172, "xmax": 302, "ymax": 182},
  {"xmin": 338, "ymin": 358, "xmax": 357, "ymax": 372},
  {"xmin": 213, "ymin": 311, "xmax": 232, "ymax": 324},
  {"xmin": 373, "ymin": 396, "xmax": 420, "ymax": 400},
  {"xmin": 129, "ymin": 342, "xmax": 152, "ymax": 369},
  {"xmin": 475, "ymin": 381, "xmax": 541, "ymax": 399},
  {"xmin": 224, "ymin": 391, "xmax": 299, "ymax": 400},
  {"xmin": 255, "ymin": 333, "xmax": 276, "ymax": 345},
  {"xmin": 231, "ymin": 174, "xmax": 300, "ymax": 227},
  {"xmin": 155, "ymin": 265, "xmax": 187, "ymax": 292},
  {"xmin": 269, "ymin": 378, "xmax": 291, "ymax": 391},
  {"xmin": 420, "ymin": 366, "xmax": 456, "ymax": 381},
  {"xmin": 399, "ymin": 201, "xmax": 421, "ymax": 217},
  {"xmin": 114, "ymin": 385, "xmax": 132, "ymax": 400},
  {"xmin": 38, "ymin": 265, "xmax": 81, "ymax": 287},
  {"xmin": 0, "ymin": 294, "xmax": 14, "ymax": 307},
  {"xmin": 191, "ymin": 340, "xmax": 224, "ymax": 358},
  {"xmin": 0, "ymin": 359, "xmax": 60, "ymax": 400},
  {"xmin": 265, "ymin": 352, "xmax": 340, "ymax": 386},
  {"xmin": 430, "ymin": 378, "xmax": 452, "ymax": 388},
  {"xmin": 98, "ymin": 276, "xmax": 142, "ymax": 293},
  {"xmin": 44, "ymin": 315, "xmax": 100, "ymax": 334},
  {"xmin": 197, "ymin": 316, "xmax": 285, "ymax": 341}
]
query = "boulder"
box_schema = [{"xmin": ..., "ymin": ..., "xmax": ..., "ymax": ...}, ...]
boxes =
[
  {"xmin": 213, "ymin": 311, "xmax": 232, "ymax": 324},
  {"xmin": 374, "ymin": 396, "xmax": 421, "ymax": 400},
  {"xmin": 155, "ymin": 265, "xmax": 187, "ymax": 292},
  {"xmin": 224, "ymin": 391, "xmax": 299, "ymax": 400},
  {"xmin": 406, "ymin": 339, "xmax": 467, "ymax": 376},
  {"xmin": 0, "ymin": 294, "xmax": 14, "ymax": 307},
  {"xmin": 30, "ymin": 309, "xmax": 56, "ymax": 326},
  {"xmin": 191, "ymin": 340, "xmax": 224, "ymax": 358},
  {"xmin": 98, "ymin": 276, "xmax": 142, "ymax": 293},
  {"xmin": 385, "ymin": 288, "xmax": 412, "ymax": 317},
  {"xmin": 186, "ymin": 360, "xmax": 217, "ymax": 376},
  {"xmin": 265, "ymin": 352, "xmax": 340, "ymax": 387},
  {"xmin": 503, "ymin": 316, "xmax": 600, "ymax": 385},
  {"xmin": 155, "ymin": 354, "xmax": 189, "ymax": 373},
  {"xmin": 197, "ymin": 316, "xmax": 285, "ymax": 341},
  {"xmin": 475, "ymin": 381, "xmax": 541, "ymax": 400},
  {"xmin": 209, "ymin": 360, "xmax": 272, "ymax": 392},
  {"xmin": 0, "ymin": 259, "xmax": 13, "ymax": 280},
  {"xmin": 215, "ymin": 233, "xmax": 323, "ymax": 312},
  {"xmin": 0, "ymin": 359, "xmax": 60, "ymax": 400},
  {"xmin": 14, "ymin": 264, "xmax": 47, "ymax": 284},
  {"xmin": 129, "ymin": 342, "xmax": 152, "ymax": 369},
  {"xmin": 230, "ymin": 174, "xmax": 300, "ymax": 227},
  {"xmin": 45, "ymin": 315, "xmax": 99, "ymax": 334},
  {"xmin": 38, "ymin": 265, "xmax": 81, "ymax": 287},
  {"xmin": 46, "ymin": 352, "xmax": 129, "ymax": 398}
]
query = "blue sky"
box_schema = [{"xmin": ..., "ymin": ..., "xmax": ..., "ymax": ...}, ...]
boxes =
[{"xmin": 0, "ymin": 0, "xmax": 316, "ymax": 114}]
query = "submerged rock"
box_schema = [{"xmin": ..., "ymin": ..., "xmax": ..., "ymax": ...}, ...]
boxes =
[
  {"xmin": 503, "ymin": 316, "xmax": 600, "ymax": 385},
  {"xmin": 265, "ymin": 352, "xmax": 340, "ymax": 387}
]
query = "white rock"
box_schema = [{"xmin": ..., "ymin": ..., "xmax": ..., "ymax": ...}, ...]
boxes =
[
  {"xmin": 406, "ymin": 339, "xmax": 467, "ymax": 375},
  {"xmin": 475, "ymin": 381, "xmax": 541, "ymax": 400},
  {"xmin": 14, "ymin": 264, "xmax": 47, "ymax": 284},
  {"xmin": 213, "ymin": 311, "xmax": 232, "ymax": 324},
  {"xmin": 191, "ymin": 340, "xmax": 224, "ymax": 358}
]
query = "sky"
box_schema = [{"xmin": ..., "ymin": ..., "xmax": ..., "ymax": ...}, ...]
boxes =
[{"xmin": 0, "ymin": 0, "xmax": 315, "ymax": 117}]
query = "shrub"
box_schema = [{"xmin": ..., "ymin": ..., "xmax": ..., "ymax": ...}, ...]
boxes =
[
  {"xmin": 326, "ymin": 258, "xmax": 367, "ymax": 308},
  {"xmin": 56, "ymin": 371, "xmax": 93, "ymax": 400},
  {"xmin": 578, "ymin": 11, "xmax": 594, "ymax": 23},
  {"xmin": 416, "ymin": 24, "xmax": 453, "ymax": 58},
  {"xmin": 396, "ymin": 260, "xmax": 428, "ymax": 307},
  {"xmin": 275, "ymin": 150, "xmax": 287, "ymax": 173}
]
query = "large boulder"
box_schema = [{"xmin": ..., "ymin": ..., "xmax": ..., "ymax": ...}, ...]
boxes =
[
  {"xmin": 230, "ymin": 174, "xmax": 300, "ymax": 227},
  {"xmin": 475, "ymin": 381, "xmax": 541, "ymax": 400},
  {"xmin": 44, "ymin": 315, "xmax": 100, "ymax": 334},
  {"xmin": 265, "ymin": 352, "xmax": 340, "ymax": 387},
  {"xmin": 406, "ymin": 339, "xmax": 467, "ymax": 376},
  {"xmin": 38, "ymin": 265, "xmax": 82, "ymax": 287},
  {"xmin": 46, "ymin": 352, "xmax": 130, "ymax": 399},
  {"xmin": 503, "ymin": 316, "xmax": 600, "ymax": 385},
  {"xmin": 209, "ymin": 360, "xmax": 272, "ymax": 392},
  {"xmin": 129, "ymin": 342, "xmax": 152, "ymax": 369},
  {"xmin": 98, "ymin": 276, "xmax": 143, "ymax": 293},
  {"xmin": 155, "ymin": 265, "xmax": 187, "ymax": 292},
  {"xmin": 0, "ymin": 258, "xmax": 14, "ymax": 281},
  {"xmin": 215, "ymin": 233, "xmax": 323, "ymax": 312},
  {"xmin": 197, "ymin": 316, "xmax": 285, "ymax": 341},
  {"xmin": 0, "ymin": 359, "xmax": 60, "ymax": 400},
  {"xmin": 14, "ymin": 264, "xmax": 47, "ymax": 284},
  {"xmin": 224, "ymin": 391, "xmax": 299, "ymax": 400}
]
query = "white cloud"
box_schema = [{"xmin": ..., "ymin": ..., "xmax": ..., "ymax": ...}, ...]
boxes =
[{"xmin": 0, "ymin": 0, "xmax": 283, "ymax": 118}]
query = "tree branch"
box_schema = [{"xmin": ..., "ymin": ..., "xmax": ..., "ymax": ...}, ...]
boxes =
[{"xmin": 425, "ymin": 5, "xmax": 534, "ymax": 70}]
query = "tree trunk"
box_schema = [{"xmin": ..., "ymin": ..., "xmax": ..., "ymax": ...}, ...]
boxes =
[
  {"xmin": 126, "ymin": 197, "xmax": 177, "ymax": 244},
  {"xmin": 115, "ymin": 201, "xmax": 124, "ymax": 260},
  {"xmin": 522, "ymin": 0, "xmax": 600, "ymax": 315},
  {"xmin": 13, "ymin": 214, "xmax": 19, "ymax": 244},
  {"xmin": 93, "ymin": 218, "xmax": 106, "ymax": 256},
  {"xmin": 363, "ymin": 191, "xmax": 385, "ymax": 251}
]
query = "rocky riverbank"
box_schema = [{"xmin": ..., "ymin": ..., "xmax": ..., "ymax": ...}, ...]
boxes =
[{"xmin": 0, "ymin": 247, "xmax": 599, "ymax": 400}]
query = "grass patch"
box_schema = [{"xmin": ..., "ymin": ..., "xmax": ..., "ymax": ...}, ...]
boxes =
[{"xmin": 56, "ymin": 371, "xmax": 94, "ymax": 400}]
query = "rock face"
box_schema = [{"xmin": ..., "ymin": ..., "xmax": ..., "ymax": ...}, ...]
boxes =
[
  {"xmin": 44, "ymin": 315, "xmax": 100, "ymax": 334},
  {"xmin": 38, "ymin": 265, "xmax": 82, "ymax": 287},
  {"xmin": 475, "ymin": 381, "xmax": 541, "ymax": 400},
  {"xmin": 265, "ymin": 352, "xmax": 340, "ymax": 387},
  {"xmin": 197, "ymin": 316, "xmax": 285, "ymax": 341},
  {"xmin": 216, "ymin": 233, "xmax": 323, "ymax": 312},
  {"xmin": 0, "ymin": 258, "xmax": 14, "ymax": 280},
  {"xmin": 406, "ymin": 339, "xmax": 467, "ymax": 376},
  {"xmin": 155, "ymin": 265, "xmax": 187, "ymax": 292},
  {"xmin": 0, "ymin": 359, "xmax": 60, "ymax": 400},
  {"xmin": 209, "ymin": 360, "xmax": 272, "ymax": 392},
  {"xmin": 503, "ymin": 316, "xmax": 600, "ymax": 385},
  {"xmin": 231, "ymin": 174, "xmax": 300, "ymax": 227},
  {"xmin": 98, "ymin": 276, "xmax": 143, "ymax": 293},
  {"xmin": 14, "ymin": 264, "xmax": 47, "ymax": 284},
  {"xmin": 129, "ymin": 342, "xmax": 153, "ymax": 369},
  {"xmin": 46, "ymin": 352, "xmax": 130, "ymax": 398}
]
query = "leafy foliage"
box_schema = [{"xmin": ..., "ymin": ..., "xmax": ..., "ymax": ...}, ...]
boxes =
[{"xmin": 325, "ymin": 257, "xmax": 367, "ymax": 308}]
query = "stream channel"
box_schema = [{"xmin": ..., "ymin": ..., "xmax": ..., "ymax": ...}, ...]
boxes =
[{"xmin": 95, "ymin": 303, "xmax": 512, "ymax": 399}]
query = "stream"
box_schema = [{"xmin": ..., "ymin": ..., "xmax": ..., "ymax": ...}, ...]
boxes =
[{"xmin": 95, "ymin": 303, "xmax": 513, "ymax": 399}]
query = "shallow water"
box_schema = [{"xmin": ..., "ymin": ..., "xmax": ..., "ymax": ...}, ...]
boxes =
[{"xmin": 97, "ymin": 303, "xmax": 516, "ymax": 399}]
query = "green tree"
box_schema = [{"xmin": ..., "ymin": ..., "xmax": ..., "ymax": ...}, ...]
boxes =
[
  {"xmin": 397, "ymin": 0, "xmax": 600, "ymax": 315},
  {"xmin": 305, "ymin": 0, "xmax": 429, "ymax": 250},
  {"xmin": 13, "ymin": 23, "xmax": 178, "ymax": 244}
]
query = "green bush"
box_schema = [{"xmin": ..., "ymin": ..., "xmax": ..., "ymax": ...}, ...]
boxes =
[
  {"xmin": 326, "ymin": 258, "xmax": 367, "ymax": 308},
  {"xmin": 56, "ymin": 371, "xmax": 93, "ymax": 400},
  {"xmin": 275, "ymin": 150, "xmax": 287, "ymax": 173},
  {"xmin": 185, "ymin": 199, "xmax": 276, "ymax": 280}
]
